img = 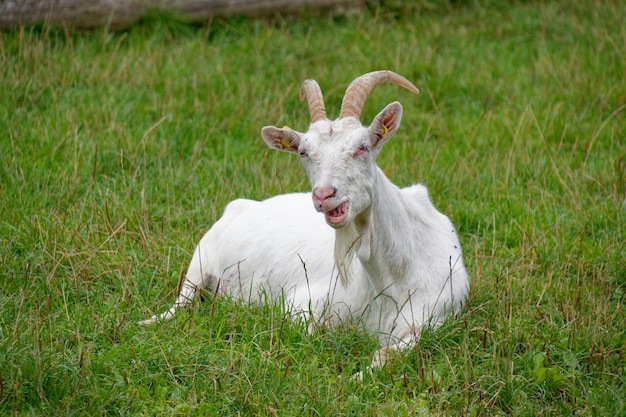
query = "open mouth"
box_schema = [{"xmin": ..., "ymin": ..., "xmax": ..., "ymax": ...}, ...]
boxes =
[{"xmin": 325, "ymin": 201, "xmax": 350, "ymax": 226}]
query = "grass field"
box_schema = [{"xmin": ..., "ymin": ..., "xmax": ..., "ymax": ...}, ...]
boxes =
[{"xmin": 1, "ymin": 0, "xmax": 624, "ymax": 415}]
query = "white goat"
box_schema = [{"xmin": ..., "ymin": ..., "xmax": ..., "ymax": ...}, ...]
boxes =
[{"xmin": 140, "ymin": 70, "xmax": 469, "ymax": 368}]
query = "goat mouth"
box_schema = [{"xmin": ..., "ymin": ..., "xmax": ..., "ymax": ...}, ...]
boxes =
[{"xmin": 325, "ymin": 201, "xmax": 350, "ymax": 226}]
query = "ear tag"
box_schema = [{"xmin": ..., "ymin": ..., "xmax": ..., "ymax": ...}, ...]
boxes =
[
  {"xmin": 280, "ymin": 137, "xmax": 291, "ymax": 148},
  {"xmin": 379, "ymin": 124, "xmax": 389, "ymax": 137},
  {"xmin": 280, "ymin": 126, "xmax": 293, "ymax": 148}
]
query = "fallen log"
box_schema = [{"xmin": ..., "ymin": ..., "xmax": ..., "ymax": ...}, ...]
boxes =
[{"xmin": 0, "ymin": 0, "xmax": 363, "ymax": 29}]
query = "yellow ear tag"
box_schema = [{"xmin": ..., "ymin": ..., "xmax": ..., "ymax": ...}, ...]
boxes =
[
  {"xmin": 280, "ymin": 126, "xmax": 293, "ymax": 148},
  {"xmin": 280, "ymin": 137, "xmax": 291, "ymax": 148},
  {"xmin": 380, "ymin": 124, "xmax": 389, "ymax": 137}
]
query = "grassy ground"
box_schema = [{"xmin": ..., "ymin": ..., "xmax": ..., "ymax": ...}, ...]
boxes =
[{"xmin": 1, "ymin": 0, "xmax": 624, "ymax": 415}]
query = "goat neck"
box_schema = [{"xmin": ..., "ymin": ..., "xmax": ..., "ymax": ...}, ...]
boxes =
[{"xmin": 334, "ymin": 165, "xmax": 412, "ymax": 291}]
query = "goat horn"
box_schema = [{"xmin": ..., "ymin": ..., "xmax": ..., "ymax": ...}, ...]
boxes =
[
  {"xmin": 299, "ymin": 79, "xmax": 327, "ymax": 123},
  {"xmin": 339, "ymin": 70, "xmax": 420, "ymax": 120}
]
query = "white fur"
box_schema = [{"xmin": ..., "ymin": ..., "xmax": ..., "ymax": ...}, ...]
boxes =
[{"xmin": 140, "ymin": 97, "xmax": 469, "ymax": 369}]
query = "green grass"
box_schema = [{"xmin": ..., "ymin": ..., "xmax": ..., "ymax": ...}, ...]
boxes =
[{"xmin": 1, "ymin": 0, "xmax": 624, "ymax": 415}]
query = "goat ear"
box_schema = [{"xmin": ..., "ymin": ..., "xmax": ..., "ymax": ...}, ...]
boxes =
[
  {"xmin": 261, "ymin": 126, "xmax": 302, "ymax": 153},
  {"xmin": 369, "ymin": 102, "xmax": 403, "ymax": 149}
]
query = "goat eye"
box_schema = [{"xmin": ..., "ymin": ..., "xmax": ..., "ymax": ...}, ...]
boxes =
[
  {"xmin": 354, "ymin": 145, "xmax": 369, "ymax": 158},
  {"xmin": 299, "ymin": 150, "xmax": 308, "ymax": 158}
]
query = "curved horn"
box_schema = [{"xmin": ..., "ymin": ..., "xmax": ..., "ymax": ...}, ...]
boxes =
[
  {"xmin": 339, "ymin": 70, "xmax": 420, "ymax": 120},
  {"xmin": 299, "ymin": 79, "xmax": 327, "ymax": 123}
]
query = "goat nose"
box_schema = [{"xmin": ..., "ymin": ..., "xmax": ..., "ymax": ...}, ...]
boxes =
[
  {"xmin": 312, "ymin": 186, "xmax": 336, "ymax": 210},
  {"xmin": 313, "ymin": 186, "xmax": 336, "ymax": 201}
]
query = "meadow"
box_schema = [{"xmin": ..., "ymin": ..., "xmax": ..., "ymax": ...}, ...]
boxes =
[{"xmin": 1, "ymin": 0, "xmax": 624, "ymax": 415}]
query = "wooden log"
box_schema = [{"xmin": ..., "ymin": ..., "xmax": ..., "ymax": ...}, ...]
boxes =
[
  {"xmin": 0, "ymin": 0, "xmax": 363, "ymax": 29},
  {"xmin": 0, "ymin": 0, "xmax": 149, "ymax": 29},
  {"xmin": 158, "ymin": 0, "xmax": 363, "ymax": 20}
]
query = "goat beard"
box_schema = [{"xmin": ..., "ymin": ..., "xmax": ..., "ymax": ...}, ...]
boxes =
[{"xmin": 333, "ymin": 223, "xmax": 364, "ymax": 287}]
